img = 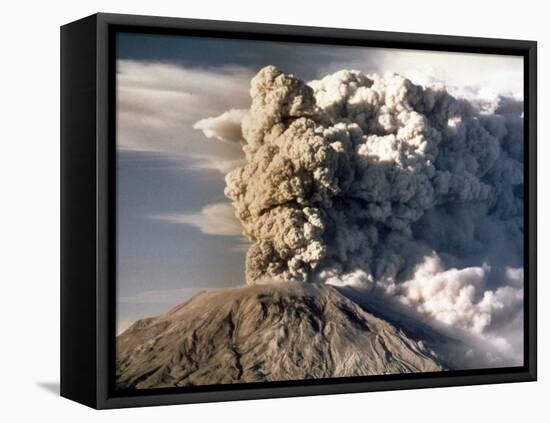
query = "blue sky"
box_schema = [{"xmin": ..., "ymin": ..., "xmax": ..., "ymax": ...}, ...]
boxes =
[{"xmin": 116, "ymin": 31, "xmax": 524, "ymax": 332}]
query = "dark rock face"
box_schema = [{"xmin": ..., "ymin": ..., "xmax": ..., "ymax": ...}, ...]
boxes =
[{"xmin": 116, "ymin": 283, "xmax": 446, "ymax": 389}]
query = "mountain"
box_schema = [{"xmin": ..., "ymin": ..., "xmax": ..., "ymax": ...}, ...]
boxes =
[{"xmin": 115, "ymin": 282, "xmax": 457, "ymax": 389}]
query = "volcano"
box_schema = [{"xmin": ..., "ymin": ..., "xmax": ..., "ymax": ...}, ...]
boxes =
[{"xmin": 115, "ymin": 282, "xmax": 464, "ymax": 389}]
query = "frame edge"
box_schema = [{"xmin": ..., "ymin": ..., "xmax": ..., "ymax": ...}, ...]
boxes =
[
  {"xmin": 84, "ymin": 12, "xmax": 538, "ymax": 409},
  {"xmin": 60, "ymin": 14, "xmax": 99, "ymax": 409}
]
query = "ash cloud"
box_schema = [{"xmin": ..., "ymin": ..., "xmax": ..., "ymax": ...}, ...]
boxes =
[
  {"xmin": 196, "ymin": 65, "xmax": 524, "ymax": 363},
  {"xmin": 193, "ymin": 109, "xmax": 248, "ymax": 144}
]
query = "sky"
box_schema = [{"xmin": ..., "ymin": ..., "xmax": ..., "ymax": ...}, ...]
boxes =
[{"xmin": 115, "ymin": 31, "xmax": 524, "ymax": 334}]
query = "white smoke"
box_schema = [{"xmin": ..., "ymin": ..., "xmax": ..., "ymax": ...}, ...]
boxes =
[
  {"xmin": 195, "ymin": 65, "xmax": 524, "ymax": 363},
  {"xmin": 193, "ymin": 109, "xmax": 248, "ymax": 143},
  {"xmin": 398, "ymin": 255, "xmax": 523, "ymax": 335}
]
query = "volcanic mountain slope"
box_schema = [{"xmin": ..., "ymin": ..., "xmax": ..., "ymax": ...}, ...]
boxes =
[{"xmin": 116, "ymin": 282, "xmax": 457, "ymax": 389}]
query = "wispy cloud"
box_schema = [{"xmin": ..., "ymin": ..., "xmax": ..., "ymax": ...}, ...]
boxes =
[
  {"xmin": 120, "ymin": 287, "xmax": 212, "ymax": 305},
  {"xmin": 117, "ymin": 59, "xmax": 251, "ymax": 169},
  {"xmin": 185, "ymin": 153, "xmax": 245, "ymax": 174},
  {"xmin": 152, "ymin": 202, "xmax": 245, "ymax": 237}
]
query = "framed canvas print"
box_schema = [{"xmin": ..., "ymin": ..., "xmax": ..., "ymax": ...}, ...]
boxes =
[{"xmin": 60, "ymin": 13, "xmax": 537, "ymax": 409}]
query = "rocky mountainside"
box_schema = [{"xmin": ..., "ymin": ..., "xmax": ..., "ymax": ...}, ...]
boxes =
[{"xmin": 115, "ymin": 282, "xmax": 458, "ymax": 389}]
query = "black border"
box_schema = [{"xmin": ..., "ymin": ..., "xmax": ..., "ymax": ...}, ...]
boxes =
[
  {"xmin": 90, "ymin": 13, "xmax": 536, "ymax": 409},
  {"xmin": 61, "ymin": 15, "xmax": 99, "ymax": 406}
]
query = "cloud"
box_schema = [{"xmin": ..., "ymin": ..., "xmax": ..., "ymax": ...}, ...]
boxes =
[
  {"xmin": 317, "ymin": 48, "xmax": 524, "ymax": 101},
  {"xmin": 193, "ymin": 109, "xmax": 248, "ymax": 143},
  {"xmin": 223, "ymin": 66, "xmax": 523, "ymax": 287},
  {"xmin": 117, "ymin": 60, "xmax": 250, "ymax": 171},
  {"xmin": 120, "ymin": 287, "xmax": 212, "ymax": 305},
  {"xmin": 214, "ymin": 65, "xmax": 523, "ymax": 364},
  {"xmin": 152, "ymin": 202, "xmax": 244, "ymax": 237},
  {"xmin": 117, "ymin": 54, "xmax": 522, "ymax": 176},
  {"xmin": 348, "ymin": 259, "xmax": 525, "ymax": 367},
  {"xmin": 321, "ymin": 268, "xmax": 374, "ymax": 289},
  {"xmin": 398, "ymin": 255, "xmax": 523, "ymax": 335},
  {"xmin": 184, "ymin": 153, "xmax": 245, "ymax": 174}
]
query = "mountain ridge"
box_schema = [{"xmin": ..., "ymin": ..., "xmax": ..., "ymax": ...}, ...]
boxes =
[{"xmin": 116, "ymin": 282, "xmax": 453, "ymax": 389}]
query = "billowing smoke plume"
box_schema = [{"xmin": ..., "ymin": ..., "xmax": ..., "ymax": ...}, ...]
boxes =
[{"xmin": 196, "ymin": 65, "xmax": 524, "ymax": 360}]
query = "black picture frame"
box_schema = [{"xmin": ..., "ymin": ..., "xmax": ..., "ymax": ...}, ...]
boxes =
[{"xmin": 60, "ymin": 12, "xmax": 537, "ymax": 409}]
